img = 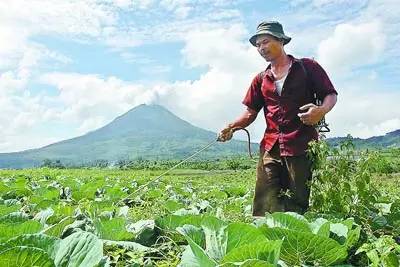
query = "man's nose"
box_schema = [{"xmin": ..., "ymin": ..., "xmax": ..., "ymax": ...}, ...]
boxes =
[{"xmin": 259, "ymin": 43, "xmax": 268, "ymax": 50}]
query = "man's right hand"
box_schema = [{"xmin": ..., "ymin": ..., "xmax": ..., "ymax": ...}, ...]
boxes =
[{"xmin": 217, "ymin": 125, "xmax": 234, "ymax": 142}]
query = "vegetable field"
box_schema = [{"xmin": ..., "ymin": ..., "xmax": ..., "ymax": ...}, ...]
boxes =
[{"xmin": 0, "ymin": 141, "xmax": 399, "ymax": 266}]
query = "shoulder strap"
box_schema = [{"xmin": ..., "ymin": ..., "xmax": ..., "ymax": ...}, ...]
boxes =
[
  {"xmin": 299, "ymin": 58, "xmax": 321, "ymax": 104},
  {"xmin": 300, "ymin": 58, "xmax": 330, "ymax": 133},
  {"xmin": 299, "ymin": 58, "xmax": 308, "ymax": 77}
]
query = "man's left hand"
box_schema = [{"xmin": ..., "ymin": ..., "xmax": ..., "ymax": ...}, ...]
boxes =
[{"xmin": 297, "ymin": 103, "xmax": 326, "ymax": 126}]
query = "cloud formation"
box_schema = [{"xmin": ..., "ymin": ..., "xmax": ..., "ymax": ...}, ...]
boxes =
[{"xmin": 317, "ymin": 21, "xmax": 385, "ymax": 77}]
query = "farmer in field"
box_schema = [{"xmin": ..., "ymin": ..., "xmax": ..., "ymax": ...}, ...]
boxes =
[{"xmin": 218, "ymin": 21, "xmax": 337, "ymax": 216}]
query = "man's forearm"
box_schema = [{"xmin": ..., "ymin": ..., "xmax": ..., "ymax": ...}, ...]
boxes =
[
  {"xmin": 320, "ymin": 93, "xmax": 337, "ymax": 114},
  {"xmin": 227, "ymin": 108, "xmax": 258, "ymax": 129}
]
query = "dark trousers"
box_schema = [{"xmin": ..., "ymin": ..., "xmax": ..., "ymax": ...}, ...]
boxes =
[{"xmin": 252, "ymin": 142, "xmax": 312, "ymax": 216}]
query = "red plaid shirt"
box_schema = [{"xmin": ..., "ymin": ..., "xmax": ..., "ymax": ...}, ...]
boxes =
[{"xmin": 242, "ymin": 56, "xmax": 338, "ymax": 156}]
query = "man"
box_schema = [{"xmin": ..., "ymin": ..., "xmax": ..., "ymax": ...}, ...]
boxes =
[{"xmin": 218, "ymin": 21, "xmax": 337, "ymax": 216}]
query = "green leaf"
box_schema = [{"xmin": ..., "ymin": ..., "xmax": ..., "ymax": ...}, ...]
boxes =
[
  {"xmin": 43, "ymin": 217, "xmax": 75, "ymax": 238},
  {"xmin": 219, "ymin": 259, "xmax": 275, "ymax": 266},
  {"xmin": 0, "ymin": 246, "xmax": 55, "ymax": 267},
  {"xmin": 264, "ymin": 212, "xmax": 311, "ymax": 232},
  {"xmin": 0, "ymin": 233, "xmax": 59, "ymax": 258},
  {"xmin": 372, "ymin": 215, "xmax": 388, "ymax": 229},
  {"xmin": 94, "ymin": 218, "xmax": 134, "ymax": 241},
  {"xmin": 179, "ymin": 245, "xmax": 202, "ymax": 267},
  {"xmin": 366, "ymin": 249, "xmax": 380, "ymax": 266},
  {"xmin": 221, "ymin": 240, "xmax": 282, "ymax": 266},
  {"xmin": 201, "ymin": 216, "xmax": 228, "ymax": 261},
  {"xmin": 177, "ymin": 225, "xmax": 217, "ymax": 267},
  {"xmin": 0, "ymin": 211, "xmax": 30, "ymax": 223},
  {"xmin": 34, "ymin": 208, "xmax": 54, "ymax": 226},
  {"xmin": 261, "ymin": 227, "xmax": 347, "ymax": 266},
  {"xmin": 309, "ymin": 218, "xmax": 330, "ymax": 237},
  {"xmin": 330, "ymin": 222, "xmax": 349, "ymax": 245},
  {"xmin": 387, "ymin": 201, "xmax": 400, "ymax": 227},
  {"xmin": 164, "ymin": 200, "xmax": 185, "ymax": 213},
  {"xmin": 383, "ymin": 251, "xmax": 399, "ymax": 267},
  {"xmin": 344, "ymin": 225, "xmax": 361, "ymax": 249},
  {"xmin": 225, "ymin": 223, "xmax": 267, "ymax": 253},
  {"xmin": 177, "ymin": 216, "xmax": 276, "ymax": 266},
  {"xmin": 0, "ymin": 204, "xmax": 21, "ymax": 216},
  {"xmin": 126, "ymin": 219, "xmax": 156, "ymax": 246},
  {"xmin": 0, "ymin": 220, "xmax": 43, "ymax": 242},
  {"xmin": 54, "ymin": 231, "xmax": 103, "ymax": 267},
  {"xmin": 155, "ymin": 214, "xmax": 204, "ymax": 231}
]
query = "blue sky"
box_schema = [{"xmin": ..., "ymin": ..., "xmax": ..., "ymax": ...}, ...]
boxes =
[{"xmin": 0, "ymin": 0, "xmax": 399, "ymax": 152}]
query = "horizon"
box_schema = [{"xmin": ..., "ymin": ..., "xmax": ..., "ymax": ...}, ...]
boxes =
[
  {"xmin": 1, "ymin": 102, "xmax": 397, "ymax": 154},
  {"xmin": 1, "ymin": 0, "xmax": 399, "ymax": 152}
]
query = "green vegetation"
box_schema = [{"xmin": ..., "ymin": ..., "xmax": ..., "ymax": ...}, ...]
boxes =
[{"xmin": 0, "ymin": 139, "xmax": 399, "ymax": 266}]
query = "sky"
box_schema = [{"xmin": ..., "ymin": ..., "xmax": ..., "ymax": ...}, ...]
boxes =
[{"xmin": 1, "ymin": 0, "xmax": 399, "ymax": 153}]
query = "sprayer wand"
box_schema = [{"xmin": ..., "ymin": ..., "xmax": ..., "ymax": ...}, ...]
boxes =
[{"xmin": 115, "ymin": 128, "xmax": 254, "ymax": 206}]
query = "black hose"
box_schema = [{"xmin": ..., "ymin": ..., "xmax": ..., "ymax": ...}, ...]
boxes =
[{"xmin": 232, "ymin": 128, "xmax": 254, "ymax": 160}]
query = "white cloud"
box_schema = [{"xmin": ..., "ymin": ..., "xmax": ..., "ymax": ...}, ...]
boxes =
[
  {"xmin": 312, "ymin": 0, "xmax": 367, "ymax": 8},
  {"xmin": 0, "ymin": 81, "xmax": 54, "ymax": 152},
  {"xmin": 161, "ymin": 0, "xmax": 191, "ymax": 18},
  {"xmin": 0, "ymin": 0, "xmax": 116, "ymax": 86},
  {"xmin": 111, "ymin": 0, "xmax": 133, "ymax": 8},
  {"xmin": 0, "ymin": 0, "xmax": 116, "ymax": 37},
  {"xmin": 0, "ymin": 26, "xmax": 29, "ymax": 70},
  {"xmin": 131, "ymin": 0, "xmax": 155, "ymax": 9},
  {"xmin": 327, "ymin": 85, "xmax": 400, "ymax": 138},
  {"xmin": 39, "ymin": 72, "xmax": 156, "ymax": 132},
  {"xmin": 317, "ymin": 21, "xmax": 385, "ymax": 77}
]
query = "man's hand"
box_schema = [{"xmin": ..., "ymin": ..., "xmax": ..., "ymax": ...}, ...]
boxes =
[
  {"xmin": 217, "ymin": 125, "xmax": 234, "ymax": 142},
  {"xmin": 218, "ymin": 107, "xmax": 258, "ymax": 142},
  {"xmin": 298, "ymin": 103, "xmax": 326, "ymax": 126}
]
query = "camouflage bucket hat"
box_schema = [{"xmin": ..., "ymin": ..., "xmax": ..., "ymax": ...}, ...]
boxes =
[{"xmin": 249, "ymin": 21, "xmax": 291, "ymax": 46}]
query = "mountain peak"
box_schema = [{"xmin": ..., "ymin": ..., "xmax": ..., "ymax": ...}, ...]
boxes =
[
  {"xmin": 0, "ymin": 104, "xmax": 256, "ymax": 168},
  {"xmin": 90, "ymin": 103, "xmax": 190, "ymax": 138},
  {"xmin": 131, "ymin": 103, "xmax": 164, "ymax": 110},
  {"xmin": 123, "ymin": 103, "xmax": 172, "ymax": 117}
]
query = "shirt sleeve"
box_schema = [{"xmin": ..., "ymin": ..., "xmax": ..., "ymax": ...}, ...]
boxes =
[
  {"xmin": 304, "ymin": 58, "xmax": 338, "ymax": 100},
  {"xmin": 242, "ymin": 72, "xmax": 264, "ymax": 112}
]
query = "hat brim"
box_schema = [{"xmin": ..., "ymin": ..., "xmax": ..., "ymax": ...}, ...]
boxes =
[{"xmin": 249, "ymin": 31, "xmax": 291, "ymax": 46}]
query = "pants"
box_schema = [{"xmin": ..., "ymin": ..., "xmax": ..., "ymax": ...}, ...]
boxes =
[{"xmin": 252, "ymin": 142, "xmax": 312, "ymax": 216}]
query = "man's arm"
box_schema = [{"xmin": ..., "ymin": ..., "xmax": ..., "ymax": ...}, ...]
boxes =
[
  {"xmin": 218, "ymin": 107, "xmax": 259, "ymax": 142},
  {"xmin": 298, "ymin": 93, "xmax": 337, "ymax": 126}
]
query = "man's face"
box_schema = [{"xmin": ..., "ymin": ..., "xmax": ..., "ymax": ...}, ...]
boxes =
[{"xmin": 255, "ymin": 34, "xmax": 283, "ymax": 62}]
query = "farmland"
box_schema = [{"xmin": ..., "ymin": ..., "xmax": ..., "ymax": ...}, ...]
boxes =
[{"xmin": 0, "ymin": 140, "xmax": 399, "ymax": 266}]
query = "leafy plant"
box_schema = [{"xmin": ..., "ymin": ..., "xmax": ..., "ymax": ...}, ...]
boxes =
[
  {"xmin": 257, "ymin": 212, "xmax": 360, "ymax": 266},
  {"xmin": 176, "ymin": 216, "xmax": 281, "ymax": 267},
  {"xmin": 0, "ymin": 232, "xmax": 103, "ymax": 267},
  {"xmin": 308, "ymin": 137, "xmax": 381, "ymax": 218},
  {"xmin": 356, "ymin": 235, "xmax": 400, "ymax": 267}
]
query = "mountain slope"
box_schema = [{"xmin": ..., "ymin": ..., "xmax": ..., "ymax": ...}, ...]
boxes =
[
  {"xmin": 327, "ymin": 129, "xmax": 400, "ymax": 149},
  {"xmin": 0, "ymin": 104, "xmax": 258, "ymax": 168}
]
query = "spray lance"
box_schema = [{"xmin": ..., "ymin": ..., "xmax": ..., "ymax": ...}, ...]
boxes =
[{"xmin": 115, "ymin": 128, "xmax": 254, "ymax": 206}]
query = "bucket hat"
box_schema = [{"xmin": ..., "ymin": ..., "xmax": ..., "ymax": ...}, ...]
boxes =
[{"xmin": 249, "ymin": 21, "xmax": 291, "ymax": 46}]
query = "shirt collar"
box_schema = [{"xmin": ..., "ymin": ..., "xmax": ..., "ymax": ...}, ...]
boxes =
[{"xmin": 264, "ymin": 55, "xmax": 298, "ymax": 81}]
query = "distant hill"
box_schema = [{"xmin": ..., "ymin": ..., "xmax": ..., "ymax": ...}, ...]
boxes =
[
  {"xmin": 0, "ymin": 104, "xmax": 258, "ymax": 169},
  {"xmin": 327, "ymin": 129, "xmax": 400, "ymax": 149}
]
